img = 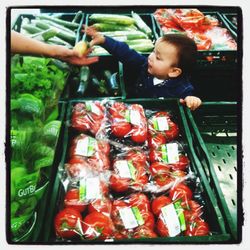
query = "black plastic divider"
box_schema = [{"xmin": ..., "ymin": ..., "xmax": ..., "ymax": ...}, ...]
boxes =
[
  {"xmin": 40, "ymin": 98, "xmax": 230, "ymax": 244},
  {"xmin": 183, "ymin": 102, "xmax": 240, "ymax": 242},
  {"xmin": 220, "ymin": 13, "xmax": 238, "ymax": 36}
]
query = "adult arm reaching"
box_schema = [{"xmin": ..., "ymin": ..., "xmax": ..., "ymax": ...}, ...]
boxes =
[{"xmin": 11, "ymin": 30, "xmax": 99, "ymax": 65}]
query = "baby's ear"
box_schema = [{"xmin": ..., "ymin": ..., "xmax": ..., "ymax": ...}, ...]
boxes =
[{"xmin": 169, "ymin": 67, "xmax": 182, "ymax": 78}]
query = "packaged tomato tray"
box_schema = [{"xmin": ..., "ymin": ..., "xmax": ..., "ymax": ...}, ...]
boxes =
[
  {"xmin": 95, "ymin": 100, "xmax": 148, "ymax": 148},
  {"xmin": 44, "ymin": 99, "xmax": 228, "ymax": 243}
]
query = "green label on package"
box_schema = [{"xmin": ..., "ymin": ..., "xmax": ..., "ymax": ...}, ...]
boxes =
[
  {"xmin": 79, "ymin": 177, "xmax": 101, "ymax": 201},
  {"xmin": 85, "ymin": 101, "xmax": 101, "ymax": 116},
  {"xmin": 161, "ymin": 143, "xmax": 179, "ymax": 163},
  {"xmin": 75, "ymin": 136, "xmax": 96, "ymax": 157},
  {"xmin": 115, "ymin": 160, "xmax": 136, "ymax": 180},
  {"xmin": 153, "ymin": 117, "xmax": 169, "ymax": 131},
  {"xmin": 125, "ymin": 110, "xmax": 141, "ymax": 125}
]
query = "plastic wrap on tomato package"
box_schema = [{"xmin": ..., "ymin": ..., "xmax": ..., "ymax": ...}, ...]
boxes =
[
  {"xmin": 147, "ymin": 110, "xmax": 180, "ymax": 146},
  {"xmin": 143, "ymin": 161, "xmax": 194, "ymax": 194},
  {"xmin": 67, "ymin": 133, "xmax": 111, "ymax": 176},
  {"xmin": 151, "ymin": 183, "xmax": 210, "ymax": 237},
  {"xmin": 97, "ymin": 101, "xmax": 148, "ymax": 147},
  {"xmin": 166, "ymin": 9, "xmax": 205, "ymax": 30},
  {"xmin": 71, "ymin": 101, "xmax": 105, "ymax": 136},
  {"xmin": 154, "ymin": 9, "xmax": 183, "ymax": 32},
  {"xmin": 149, "ymin": 141, "xmax": 190, "ymax": 171},
  {"xmin": 185, "ymin": 31, "xmax": 212, "ymax": 50},
  {"xmin": 111, "ymin": 193, "xmax": 157, "ymax": 239},
  {"xmin": 54, "ymin": 207, "xmax": 84, "ymax": 239},
  {"xmin": 81, "ymin": 211, "xmax": 116, "ymax": 240},
  {"xmin": 55, "ymin": 164, "xmax": 111, "ymax": 241},
  {"xmin": 204, "ymin": 26, "xmax": 237, "ymax": 50},
  {"xmin": 109, "ymin": 149, "xmax": 149, "ymax": 193}
]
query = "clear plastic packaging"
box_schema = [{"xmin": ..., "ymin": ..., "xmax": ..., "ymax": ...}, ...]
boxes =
[
  {"xmin": 96, "ymin": 101, "xmax": 148, "ymax": 147},
  {"xmin": 109, "ymin": 149, "xmax": 149, "ymax": 193},
  {"xmin": 71, "ymin": 101, "xmax": 105, "ymax": 136},
  {"xmin": 67, "ymin": 133, "xmax": 111, "ymax": 177}
]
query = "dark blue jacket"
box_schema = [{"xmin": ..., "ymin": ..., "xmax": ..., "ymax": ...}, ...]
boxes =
[{"xmin": 102, "ymin": 36, "xmax": 194, "ymax": 98}]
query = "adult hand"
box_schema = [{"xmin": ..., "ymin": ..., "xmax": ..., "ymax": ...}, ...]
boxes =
[
  {"xmin": 55, "ymin": 46, "xmax": 99, "ymax": 65},
  {"xmin": 180, "ymin": 96, "xmax": 202, "ymax": 111}
]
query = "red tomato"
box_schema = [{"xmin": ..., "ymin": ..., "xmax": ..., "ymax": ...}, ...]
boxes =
[
  {"xmin": 97, "ymin": 141, "xmax": 110, "ymax": 155},
  {"xmin": 88, "ymin": 197, "xmax": 112, "ymax": 216},
  {"xmin": 111, "ymin": 121, "xmax": 132, "ymax": 138},
  {"xmin": 165, "ymin": 121, "xmax": 179, "ymax": 141},
  {"xmin": 169, "ymin": 183, "xmax": 193, "ymax": 202},
  {"xmin": 171, "ymin": 169, "xmax": 187, "ymax": 179},
  {"xmin": 149, "ymin": 162, "xmax": 171, "ymax": 176},
  {"xmin": 109, "ymin": 102, "xmax": 127, "ymax": 118},
  {"xmin": 89, "ymin": 152, "xmax": 110, "ymax": 171},
  {"xmin": 133, "ymin": 225, "xmax": 158, "ymax": 238},
  {"xmin": 132, "ymin": 174, "xmax": 149, "ymax": 190},
  {"xmin": 183, "ymin": 200, "xmax": 203, "ymax": 222},
  {"xmin": 82, "ymin": 211, "xmax": 114, "ymax": 240},
  {"xmin": 148, "ymin": 111, "xmax": 179, "ymax": 142},
  {"xmin": 54, "ymin": 208, "xmax": 83, "ymax": 239},
  {"xmin": 149, "ymin": 148, "xmax": 189, "ymax": 171},
  {"xmin": 149, "ymin": 148, "xmax": 162, "ymax": 163},
  {"xmin": 151, "ymin": 195, "xmax": 172, "ymax": 216},
  {"xmin": 109, "ymin": 174, "xmax": 130, "ymax": 193},
  {"xmin": 129, "ymin": 193, "xmax": 151, "ymax": 212},
  {"xmin": 155, "ymin": 111, "xmax": 171, "ymax": 118},
  {"xmin": 184, "ymin": 218, "xmax": 210, "ymax": 236},
  {"xmin": 171, "ymin": 154, "xmax": 190, "ymax": 171},
  {"xmin": 125, "ymin": 149, "xmax": 147, "ymax": 166},
  {"xmin": 140, "ymin": 211, "xmax": 155, "ymax": 230},
  {"xmin": 156, "ymin": 217, "xmax": 170, "ymax": 237},
  {"xmin": 149, "ymin": 162, "xmax": 173, "ymax": 187},
  {"xmin": 64, "ymin": 189, "xmax": 87, "ymax": 213},
  {"xmin": 130, "ymin": 126, "xmax": 147, "ymax": 143},
  {"xmin": 111, "ymin": 200, "xmax": 128, "ymax": 229},
  {"xmin": 130, "ymin": 103, "xmax": 145, "ymax": 116},
  {"xmin": 65, "ymin": 159, "xmax": 91, "ymax": 178},
  {"xmin": 148, "ymin": 132, "xmax": 167, "ymax": 149},
  {"xmin": 71, "ymin": 113, "xmax": 91, "ymax": 132}
]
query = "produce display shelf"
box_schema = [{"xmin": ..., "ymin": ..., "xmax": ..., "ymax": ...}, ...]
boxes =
[
  {"xmin": 64, "ymin": 58, "xmax": 126, "ymax": 100},
  {"xmin": 40, "ymin": 98, "xmax": 230, "ymax": 244},
  {"xmin": 83, "ymin": 13, "xmax": 159, "ymax": 56},
  {"xmin": 153, "ymin": 10, "xmax": 237, "ymax": 67},
  {"xmin": 11, "ymin": 13, "xmax": 85, "ymax": 45},
  {"xmin": 184, "ymin": 102, "xmax": 240, "ymax": 241}
]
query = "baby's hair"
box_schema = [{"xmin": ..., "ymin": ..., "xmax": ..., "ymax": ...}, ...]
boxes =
[{"xmin": 161, "ymin": 34, "xmax": 197, "ymax": 75}]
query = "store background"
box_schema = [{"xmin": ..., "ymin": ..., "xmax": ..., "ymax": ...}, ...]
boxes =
[{"xmin": 1, "ymin": 0, "xmax": 248, "ymax": 249}]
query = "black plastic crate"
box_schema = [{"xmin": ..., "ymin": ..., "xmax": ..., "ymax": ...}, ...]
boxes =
[
  {"xmin": 12, "ymin": 13, "xmax": 84, "ymax": 47},
  {"xmin": 40, "ymin": 98, "xmax": 230, "ymax": 244},
  {"xmin": 83, "ymin": 13, "xmax": 158, "ymax": 56},
  {"xmin": 153, "ymin": 9, "xmax": 238, "ymax": 67},
  {"xmin": 62, "ymin": 57, "xmax": 126, "ymax": 100},
  {"xmin": 183, "ymin": 102, "xmax": 241, "ymax": 242}
]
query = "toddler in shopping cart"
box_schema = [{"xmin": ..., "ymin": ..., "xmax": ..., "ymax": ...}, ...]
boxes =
[{"xmin": 83, "ymin": 26, "xmax": 202, "ymax": 110}]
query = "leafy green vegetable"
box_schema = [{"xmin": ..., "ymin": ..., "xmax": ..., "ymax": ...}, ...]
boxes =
[{"xmin": 11, "ymin": 56, "xmax": 68, "ymax": 113}]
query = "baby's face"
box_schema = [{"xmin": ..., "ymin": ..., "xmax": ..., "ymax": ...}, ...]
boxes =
[{"xmin": 148, "ymin": 38, "xmax": 179, "ymax": 79}]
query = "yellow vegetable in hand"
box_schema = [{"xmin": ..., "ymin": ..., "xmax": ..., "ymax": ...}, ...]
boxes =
[{"xmin": 73, "ymin": 41, "xmax": 88, "ymax": 56}]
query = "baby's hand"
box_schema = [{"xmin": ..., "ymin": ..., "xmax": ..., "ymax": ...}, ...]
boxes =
[
  {"xmin": 82, "ymin": 25, "xmax": 105, "ymax": 47},
  {"xmin": 180, "ymin": 96, "xmax": 202, "ymax": 111}
]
